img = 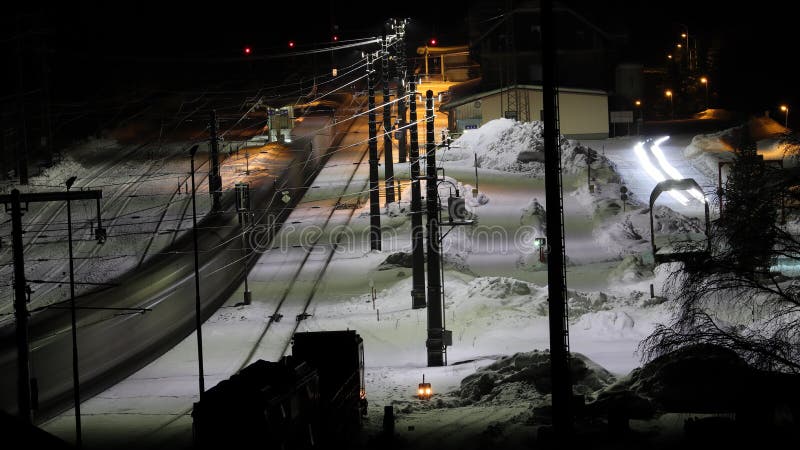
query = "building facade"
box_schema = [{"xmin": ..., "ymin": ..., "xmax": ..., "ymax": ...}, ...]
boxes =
[{"xmin": 443, "ymin": 84, "xmax": 609, "ymax": 139}]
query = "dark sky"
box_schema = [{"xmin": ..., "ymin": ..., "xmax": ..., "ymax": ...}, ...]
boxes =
[{"xmin": 5, "ymin": 1, "xmax": 795, "ymax": 113}]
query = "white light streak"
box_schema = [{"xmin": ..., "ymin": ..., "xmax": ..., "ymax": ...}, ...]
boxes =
[
  {"xmin": 649, "ymin": 136, "xmax": 706, "ymax": 202},
  {"xmin": 634, "ymin": 141, "xmax": 689, "ymax": 205}
]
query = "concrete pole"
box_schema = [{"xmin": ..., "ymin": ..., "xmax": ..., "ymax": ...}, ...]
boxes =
[
  {"xmin": 66, "ymin": 183, "xmax": 82, "ymax": 448},
  {"xmin": 382, "ymin": 36, "xmax": 395, "ymax": 204},
  {"xmin": 190, "ymin": 146, "xmax": 206, "ymax": 402},
  {"xmin": 408, "ymin": 82, "xmax": 426, "ymax": 309},
  {"xmin": 542, "ymin": 0, "xmax": 573, "ymax": 436},
  {"xmin": 209, "ymin": 110, "xmax": 222, "ymax": 212},
  {"xmin": 9, "ymin": 190, "xmax": 32, "ymax": 423},
  {"xmin": 367, "ymin": 54, "xmax": 382, "ymax": 250},
  {"xmin": 425, "ymin": 90, "xmax": 443, "ymax": 367}
]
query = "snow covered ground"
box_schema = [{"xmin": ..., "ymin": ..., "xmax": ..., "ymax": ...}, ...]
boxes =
[
  {"xmin": 33, "ymin": 111, "xmax": 795, "ymax": 448},
  {"xmin": 0, "ymin": 135, "xmax": 282, "ymax": 324}
]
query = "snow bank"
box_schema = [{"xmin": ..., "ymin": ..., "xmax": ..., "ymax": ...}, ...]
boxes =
[
  {"xmin": 693, "ymin": 108, "xmax": 736, "ymax": 121},
  {"xmin": 363, "ymin": 175, "xmax": 490, "ymax": 230},
  {"xmin": 593, "ymin": 206, "xmax": 704, "ymax": 260},
  {"xmin": 444, "ymin": 119, "xmax": 589, "ymax": 177},
  {"xmin": 457, "ymin": 351, "xmax": 615, "ymax": 405},
  {"xmin": 607, "ymin": 254, "xmax": 654, "ymax": 284},
  {"xmin": 383, "ymin": 350, "xmax": 615, "ymax": 418},
  {"xmin": 591, "ymin": 344, "xmax": 750, "ymax": 416},
  {"xmin": 684, "ymin": 116, "xmax": 797, "ymax": 181}
]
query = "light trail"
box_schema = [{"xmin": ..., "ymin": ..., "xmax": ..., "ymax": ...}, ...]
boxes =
[
  {"xmin": 633, "ymin": 141, "xmax": 690, "ymax": 205},
  {"xmin": 649, "ymin": 136, "xmax": 706, "ymax": 202}
]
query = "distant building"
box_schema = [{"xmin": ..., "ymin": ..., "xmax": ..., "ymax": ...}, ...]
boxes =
[
  {"xmin": 468, "ymin": 0, "xmax": 627, "ymax": 92},
  {"xmin": 442, "ymin": 84, "xmax": 608, "ymax": 139},
  {"xmin": 439, "ymin": 0, "xmax": 632, "ymax": 138}
]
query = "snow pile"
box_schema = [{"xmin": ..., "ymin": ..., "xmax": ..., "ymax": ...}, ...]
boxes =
[
  {"xmin": 573, "ymin": 311, "xmax": 636, "ymax": 339},
  {"xmin": 445, "ymin": 119, "xmax": 577, "ymax": 176},
  {"xmin": 384, "ymin": 350, "xmax": 615, "ymax": 415},
  {"xmin": 693, "ymin": 108, "xmax": 736, "ymax": 121},
  {"xmin": 607, "ymin": 254, "xmax": 654, "ymax": 284},
  {"xmin": 456, "ymin": 351, "xmax": 615, "ymax": 405},
  {"xmin": 570, "ymin": 183, "xmax": 634, "ymax": 222},
  {"xmin": 319, "ymin": 272, "xmax": 659, "ymax": 369},
  {"xmin": 465, "ymin": 276, "xmax": 533, "ymax": 298},
  {"xmin": 364, "ymin": 176, "xmax": 490, "ymax": 230},
  {"xmin": 593, "ymin": 206, "xmax": 704, "ymax": 259},
  {"xmin": 593, "ymin": 211, "xmax": 650, "ymax": 258},
  {"xmin": 384, "ymin": 200, "xmax": 411, "ymax": 229},
  {"xmin": 377, "ymin": 247, "xmax": 473, "ymax": 275},
  {"xmin": 462, "ymin": 183, "xmax": 490, "ymax": 208},
  {"xmin": 515, "ymin": 199, "xmax": 549, "ymax": 269},
  {"xmin": 567, "ymin": 290, "xmax": 617, "ymax": 318},
  {"xmin": 519, "ymin": 198, "xmax": 547, "ymax": 231},
  {"xmin": 684, "ymin": 128, "xmax": 736, "ymax": 180},
  {"xmin": 684, "ymin": 117, "xmax": 796, "ymax": 180},
  {"xmin": 589, "ymin": 344, "xmax": 751, "ymax": 417}
]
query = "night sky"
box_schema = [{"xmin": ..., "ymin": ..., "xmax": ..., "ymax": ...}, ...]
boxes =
[{"xmin": 5, "ymin": 1, "xmax": 795, "ymax": 115}]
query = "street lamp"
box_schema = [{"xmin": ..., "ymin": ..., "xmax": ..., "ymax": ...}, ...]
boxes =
[
  {"xmin": 634, "ymin": 100, "xmax": 642, "ymax": 135},
  {"xmin": 189, "ymin": 144, "xmax": 205, "ymax": 399},
  {"xmin": 781, "ymin": 105, "xmax": 789, "ymax": 128},
  {"xmin": 679, "ymin": 26, "xmax": 692, "ymax": 71},
  {"xmin": 65, "ymin": 175, "xmax": 83, "ymax": 449},
  {"xmin": 700, "ymin": 77, "xmax": 709, "ymax": 110},
  {"xmin": 665, "ymin": 90, "xmax": 674, "ymax": 119}
]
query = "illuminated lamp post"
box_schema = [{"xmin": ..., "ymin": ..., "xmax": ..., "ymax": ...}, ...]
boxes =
[
  {"xmin": 700, "ymin": 77, "xmax": 709, "ymax": 110},
  {"xmin": 781, "ymin": 105, "xmax": 789, "ymax": 128},
  {"xmin": 665, "ymin": 90, "xmax": 674, "ymax": 119}
]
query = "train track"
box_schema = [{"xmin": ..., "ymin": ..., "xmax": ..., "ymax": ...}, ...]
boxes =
[
  {"xmin": 134, "ymin": 97, "xmax": 372, "ymax": 444},
  {"xmin": 0, "ymin": 89, "xmax": 249, "ymax": 316},
  {"xmin": 244, "ymin": 118, "xmax": 377, "ymax": 366}
]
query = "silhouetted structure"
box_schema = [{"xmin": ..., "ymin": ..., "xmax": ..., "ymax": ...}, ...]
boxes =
[
  {"xmin": 468, "ymin": 0, "xmax": 626, "ymax": 92},
  {"xmin": 192, "ymin": 330, "xmax": 366, "ymax": 449}
]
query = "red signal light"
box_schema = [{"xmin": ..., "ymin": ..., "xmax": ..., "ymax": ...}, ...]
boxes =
[
  {"xmin": 288, "ymin": 41, "xmax": 295, "ymax": 48},
  {"xmin": 429, "ymin": 38, "xmax": 437, "ymax": 46},
  {"xmin": 333, "ymin": 35, "xmax": 339, "ymax": 42},
  {"xmin": 244, "ymin": 47, "xmax": 251, "ymax": 55}
]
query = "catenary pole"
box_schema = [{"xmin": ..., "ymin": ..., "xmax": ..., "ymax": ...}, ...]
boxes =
[
  {"xmin": 408, "ymin": 81, "xmax": 426, "ymax": 309},
  {"xmin": 382, "ymin": 34, "xmax": 396, "ymax": 204},
  {"xmin": 367, "ymin": 53, "xmax": 382, "ymax": 250},
  {"xmin": 425, "ymin": 90, "xmax": 444, "ymax": 367},
  {"xmin": 542, "ymin": 0, "xmax": 573, "ymax": 436}
]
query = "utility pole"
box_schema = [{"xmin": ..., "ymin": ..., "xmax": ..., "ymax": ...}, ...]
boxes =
[
  {"xmin": 1, "ymin": 187, "xmax": 104, "ymax": 446},
  {"xmin": 541, "ymin": 0, "xmax": 573, "ymax": 436},
  {"xmin": 65, "ymin": 177, "xmax": 82, "ymax": 449},
  {"xmin": 367, "ymin": 53, "xmax": 382, "ymax": 250},
  {"xmin": 189, "ymin": 145, "xmax": 206, "ymax": 400},
  {"xmin": 395, "ymin": 19, "xmax": 408, "ymax": 163},
  {"xmin": 382, "ymin": 35, "xmax": 396, "ymax": 204},
  {"xmin": 408, "ymin": 81, "xmax": 426, "ymax": 309},
  {"xmin": 8, "ymin": 190, "xmax": 31, "ymax": 424},
  {"xmin": 425, "ymin": 90, "xmax": 444, "ymax": 367},
  {"xmin": 209, "ymin": 110, "xmax": 222, "ymax": 212}
]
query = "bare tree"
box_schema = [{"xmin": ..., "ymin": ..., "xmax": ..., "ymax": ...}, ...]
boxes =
[{"xmin": 640, "ymin": 126, "xmax": 800, "ymax": 373}]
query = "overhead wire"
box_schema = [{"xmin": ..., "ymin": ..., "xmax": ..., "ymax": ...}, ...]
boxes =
[{"xmin": 1, "ymin": 31, "xmax": 418, "ymax": 286}]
